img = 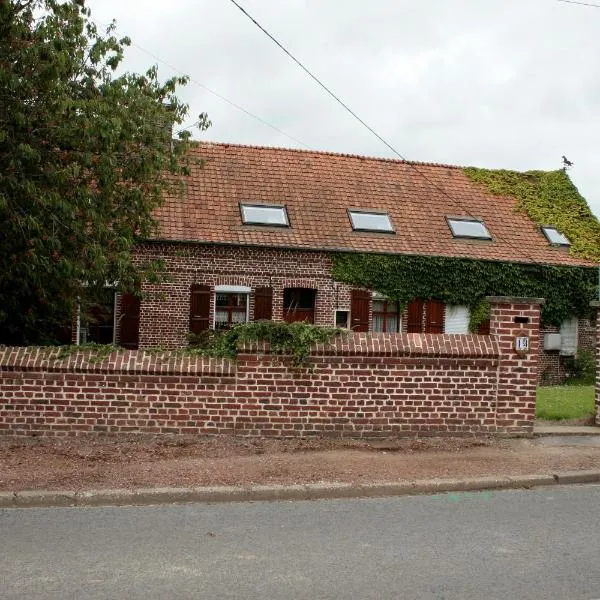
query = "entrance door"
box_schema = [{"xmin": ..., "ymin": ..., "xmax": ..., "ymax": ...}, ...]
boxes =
[{"xmin": 350, "ymin": 289, "xmax": 370, "ymax": 332}]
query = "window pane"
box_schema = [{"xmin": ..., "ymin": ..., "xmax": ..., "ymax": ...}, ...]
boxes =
[
  {"xmin": 349, "ymin": 211, "xmax": 394, "ymax": 232},
  {"xmin": 241, "ymin": 204, "xmax": 288, "ymax": 226},
  {"xmin": 215, "ymin": 293, "xmax": 229, "ymax": 307},
  {"xmin": 542, "ymin": 227, "xmax": 570, "ymax": 246},
  {"xmin": 385, "ymin": 314, "xmax": 398, "ymax": 333},
  {"xmin": 372, "ymin": 313, "xmax": 384, "ymax": 332},
  {"xmin": 231, "ymin": 309, "xmax": 247, "ymax": 324},
  {"xmin": 373, "ymin": 300, "xmax": 385, "ymax": 312},
  {"xmin": 215, "ymin": 310, "xmax": 229, "ymax": 329},
  {"xmin": 447, "ymin": 219, "xmax": 491, "ymax": 239}
]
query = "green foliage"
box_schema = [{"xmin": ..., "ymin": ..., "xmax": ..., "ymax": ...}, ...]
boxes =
[
  {"xmin": 563, "ymin": 348, "xmax": 596, "ymax": 385},
  {"xmin": 468, "ymin": 300, "xmax": 491, "ymax": 333},
  {"xmin": 536, "ymin": 385, "xmax": 595, "ymax": 421},
  {"xmin": 188, "ymin": 321, "xmax": 344, "ymax": 365},
  {"xmin": 0, "ymin": 0, "xmax": 210, "ymax": 345},
  {"xmin": 463, "ymin": 167, "xmax": 600, "ymax": 261},
  {"xmin": 56, "ymin": 342, "xmax": 118, "ymax": 361},
  {"xmin": 331, "ymin": 253, "xmax": 596, "ymax": 326}
]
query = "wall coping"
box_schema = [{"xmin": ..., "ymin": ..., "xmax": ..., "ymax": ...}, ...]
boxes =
[
  {"xmin": 239, "ymin": 332, "xmax": 499, "ymax": 358},
  {"xmin": 486, "ymin": 296, "xmax": 545, "ymax": 305},
  {"xmin": 590, "ymin": 301, "xmax": 600, "ymax": 308},
  {"xmin": 0, "ymin": 347, "xmax": 235, "ymax": 376}
]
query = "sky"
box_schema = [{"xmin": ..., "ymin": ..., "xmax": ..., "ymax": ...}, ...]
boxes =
[{"xmin": 86, "ymin": 0, "xmax": 600, "ymax": 216}]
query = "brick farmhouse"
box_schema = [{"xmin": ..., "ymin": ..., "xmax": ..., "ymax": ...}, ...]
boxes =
[{"xmin": 76, "ymin": 142, "xmax": 596, "ymax": 383}]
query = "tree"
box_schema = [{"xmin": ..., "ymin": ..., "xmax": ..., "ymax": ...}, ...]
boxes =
[{"xmin": 0, "ymin": 0, "xmax": 208, "ymax": 344}]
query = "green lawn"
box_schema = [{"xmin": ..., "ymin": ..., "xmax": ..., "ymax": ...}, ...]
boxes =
[{"xmin": 536, "ymin": 385, "xmax": 595, "ymax": 421}]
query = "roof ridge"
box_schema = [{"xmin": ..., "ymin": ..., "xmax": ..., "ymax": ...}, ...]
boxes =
[{"xmin": 190, "ymin": 140, "xmax": 465, "ymax": 170}]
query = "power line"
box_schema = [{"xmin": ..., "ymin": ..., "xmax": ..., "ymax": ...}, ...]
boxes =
[
  {"xmin": 227, "ymin": 0, "xmax": 547, "ymax": 266},
  {"xmin": 124, "ymin": 37, "xmax": 311, "ymax": 148},
  {"xmin": 557, "ymin": 0, "xmax": 600, "ymax": 7}
]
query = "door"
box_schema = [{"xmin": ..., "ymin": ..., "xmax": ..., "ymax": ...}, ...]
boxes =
[
  {"xmin": 350, "ymin": 289, "xmax": 370, "ymax": 332},
  {"xmin": 425, "ymin": 299, "xmax": 445, "ymax": 333}
]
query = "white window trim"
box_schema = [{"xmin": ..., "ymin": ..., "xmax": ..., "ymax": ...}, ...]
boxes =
[
  {"xmin": 212, "ymin": 290, "xmax": 250, "ymax": 330},
  {"xmin": 559, "ymin": 317, "xmax": 578, "ymax": 356},
  {"xmin": 215, "ymin": 285, "xmax": 251, "ymax": 294}
]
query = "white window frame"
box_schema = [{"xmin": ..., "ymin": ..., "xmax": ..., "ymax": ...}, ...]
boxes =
[{"xmin": 213, "ymin": 289, "xmax": 250, "ymax": 330}]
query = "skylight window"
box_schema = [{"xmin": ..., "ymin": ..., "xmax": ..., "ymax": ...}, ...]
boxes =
[
  {"xmin": 447, "ymin": 218, "xmax": 491, "ymax": 240},
  {"xmin": 542, "ymin": 226, "xmax": 571, "ymax": 246},
  {"xmin": 348, "ymin": 210, "xmax": 394, "ymax": 233},
  {"xmin": 240, "ymin": 204, "xmax": 289, "ymax": 227}
]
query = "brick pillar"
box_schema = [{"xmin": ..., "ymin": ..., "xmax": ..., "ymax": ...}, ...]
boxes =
[
  {"xmin": 590, "ymin": 301, "xmax": 600, "ymax": 426},
  {"xmin": 487, "ymin": 296, "xmax": 544, "ymax": 436}
]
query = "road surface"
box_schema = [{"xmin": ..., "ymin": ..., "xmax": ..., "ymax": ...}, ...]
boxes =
[{"xmin": 2, "ymin": 485, "xmax": 600, "ymax": 599}]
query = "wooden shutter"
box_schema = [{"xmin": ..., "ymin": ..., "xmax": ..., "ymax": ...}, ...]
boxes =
[
  {"xmin": 477, "ymin": 319, "xmax": 491, "ymax": 335},
  {"xmin": 190, "ymin": 284, "xmax": 211, "ymax": 334},
  {"xmin": 350, "ymin": 289, "xmax": 370, "ymax": 332},
  {"xmin": 254, "ymin": 287, "xmax": 273, "ymax": 321},
  {"xmin": 407, "ymin": 299, "xmax": 424, "ymax": 333},
  {"xmin": 425, "ymin": 299, "xmax": 445, "ymax": 334},
  {"xmin": 119, "ymin": 293, "xmax": 140, "ymax": 349}
]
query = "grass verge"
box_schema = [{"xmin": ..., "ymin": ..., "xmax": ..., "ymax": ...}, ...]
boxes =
[{"xmin": 536, "ymin": 385, "xmax": 595, "ymax": 421}]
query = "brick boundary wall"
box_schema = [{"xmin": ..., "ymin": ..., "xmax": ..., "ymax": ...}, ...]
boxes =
[{"xmin": 0, "ymin": 298, "xmax": 542, "ymax": 438}]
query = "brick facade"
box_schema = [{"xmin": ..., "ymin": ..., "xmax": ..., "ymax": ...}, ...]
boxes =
[{"xmin": 0, "ymin": 298, "xmax": 542, "ymax": 438}]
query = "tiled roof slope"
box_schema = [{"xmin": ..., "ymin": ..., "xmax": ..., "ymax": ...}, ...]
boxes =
[{"xmin": 153, "ymin": 142, "xmax": 593, "ymax": 267}]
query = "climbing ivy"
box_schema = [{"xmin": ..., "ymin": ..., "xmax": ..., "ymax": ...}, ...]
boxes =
[
  {"xmin": 187, "ymin": 321, "xmax": 343, "ymax": 365},
  {"xmin": 331, "ymin": 253, "xmax": 596, "ymax": 326},
  {"xmin": 463, "ymin": 167, "xmax": 600, "ymax": 261}
]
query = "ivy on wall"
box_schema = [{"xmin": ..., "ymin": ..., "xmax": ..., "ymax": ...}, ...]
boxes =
[
  {"xmin": 463, "ymin": 167, "xmax": 600, "ymax": 262},
  {"xmin": 331, "ymin": 253, "xmax": 596, "ymax": 327},
  {"xmin": 331, "ymin": 167, "xmax": 600, "ymax": 328}
]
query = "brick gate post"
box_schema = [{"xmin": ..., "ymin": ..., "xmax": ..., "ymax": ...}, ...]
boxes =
[
  {"xmin": 590, "ymin": 301, "xmax": 600, "ymax": 426},
  {"xmin": 487, "ymin": 296, "xmax": 544, "ymax": 436}
]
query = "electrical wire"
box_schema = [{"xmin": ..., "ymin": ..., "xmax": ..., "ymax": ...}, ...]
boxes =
[
  {"xmin": 557, "ymin": 0, "xmax": 600, "ymax": 7},
  {"xmin": 227, "ymin": 0, "xmax": 550, "ymax": 266}
]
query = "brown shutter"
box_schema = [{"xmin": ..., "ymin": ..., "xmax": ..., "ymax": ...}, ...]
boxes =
[
  {"xmin": 190, "ymin": 284, "xmax": 211, "ymax": 334},
  {"xmin": 350, "ymin": 289, "xmax": 370, "ymax": 332},
  {"xmin": 119, "ymin": 293, "xmax": 140, "ymax": 349},
  {"xmin": 407, "ymin": 299, "xmax": 424, "ymax": 333},
  {"xmin": 254, "ymin": 287, "xmax": 273, "ymax": 321},
  {"xmin": 425, "ymin": 299, "xmax": 445, "ymax": 334},
  {"xmin": 477, "ymin": 319, "xmax": 491, "ymax": 335}
]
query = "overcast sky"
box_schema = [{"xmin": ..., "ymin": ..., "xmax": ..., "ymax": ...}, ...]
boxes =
[{"xmin": 87, "ymin": 0, "xmax": 600, "ymax": 216}]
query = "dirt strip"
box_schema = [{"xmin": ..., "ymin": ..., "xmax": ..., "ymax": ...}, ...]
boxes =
[{"xmin": 2, "ymin": 435, "xmax": 600, "ymax": 492}]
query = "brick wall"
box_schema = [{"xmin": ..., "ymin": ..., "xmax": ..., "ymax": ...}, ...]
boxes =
[
  {"xmin": 592, "ymin": 302, "xmax": 600, "ymax": 426},
  {"xmin": 0, "ymin": 298, "xmax": 542, "ymax": 438}
]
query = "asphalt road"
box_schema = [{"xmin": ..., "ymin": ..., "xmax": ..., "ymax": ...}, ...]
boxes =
[{"xmin": 2, "ymin": 485, "xmax": 600, "ymax": 600}]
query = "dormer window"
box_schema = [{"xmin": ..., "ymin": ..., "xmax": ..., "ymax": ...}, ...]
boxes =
[
  {"xmin": 240, "ymin": 204, "xmax": 289, "ymax": 227},
  {"xmin": 348, "ymin": 210, "xmax": 394, "ymax": 233},
  {"xmin": 447, "ymin": 217, "xmax": 491, "ymax": 240},
  {"xmin": 542, "ymin": 226, "xmax": 570, "ymax": 247}
]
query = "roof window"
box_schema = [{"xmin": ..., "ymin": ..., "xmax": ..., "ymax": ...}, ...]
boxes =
[
  {"xmin": 542, "ymin": 226, "xmax": 570, "ymax": 246},
  {"xmin": 447, "ymin": 217, "xmax": 491, "ymax": 240},
  {"xmin": 348, "ymin": 210, "xmax": 394, "ymax": 233},
  {"xmin": 240, "ymin": 204, "xmax": 289, "ymax": 227}
]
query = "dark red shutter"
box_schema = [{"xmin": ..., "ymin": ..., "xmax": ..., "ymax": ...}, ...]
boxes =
[
  {"xmin": 254, "ymin": 287, "xmax": 273, "ymax": 321},
  {"xmin": 119, "ymin": 293, "xmax": 140, "ymax": 349},
  {"xmin": 190, "ymin": 284, "xmax": 211, "ymax": 334},
  {"xmin": 350, "ymin": 289, "xmax": 370, "ymax": 332},
  {"xmin": 407, "ymin": 299, "xmax": 424, "ymax": 333},
  {"xmin": 477, "ymin": 319, "xmax": 491, "ymax": 335},
  {"xmin": 425, "ymin": 299, "xmax": 445, "ymax": 334}
]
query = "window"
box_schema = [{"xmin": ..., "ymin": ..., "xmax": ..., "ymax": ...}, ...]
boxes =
[
  {"xmin": 542, "ymin": 226, "xmax": 571, "ymax": 246},
  {"xmin": 335, "ymin": 310, "xmax": 350, "ymax": 329},
  {"xmin": 78, "ymin": 289, "xmax": 116, "ymax": 345},
  {"xmin": 215, "ymin": 293, "xmax": 249, "ymax": 330},
  {"xmin": 348, "ymin": 210, "xmax": 394, "ymax": 233},
  {"xmin": 283, "ymin": 288, "xmax": 316, "ymax": 323},
  {"xmin": 560, "ymin": 317, "xmax": 578, "ymax": 356},
  {"xmin": 447, "ymin": 218, "xmax": 491, "ymax": 240},
  {"xmin": 372, "ymin": 299, "xmax": 400, "ymax": 332},
  {"xmin": 444, "ymin": 305, "xmax": 470, "ymax": 334},
  {"xmin": 240, "ymin": 204, "xmax": 289, "ymax": 227}
]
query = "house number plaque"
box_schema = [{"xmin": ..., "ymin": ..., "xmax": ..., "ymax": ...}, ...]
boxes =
[{"xmin": 515, "ymin": 336, "xmax": 529, "ymax": 355}]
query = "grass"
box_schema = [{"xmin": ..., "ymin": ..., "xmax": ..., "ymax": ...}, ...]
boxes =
[{"xmin": 536, "ymin": 385, "xmax": 595, "ymax": 421}]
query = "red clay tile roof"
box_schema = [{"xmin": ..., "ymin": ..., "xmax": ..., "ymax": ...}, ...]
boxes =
[{"xmin": 153, "ymin": 142, "xmax": 593, "ymax": 267}]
